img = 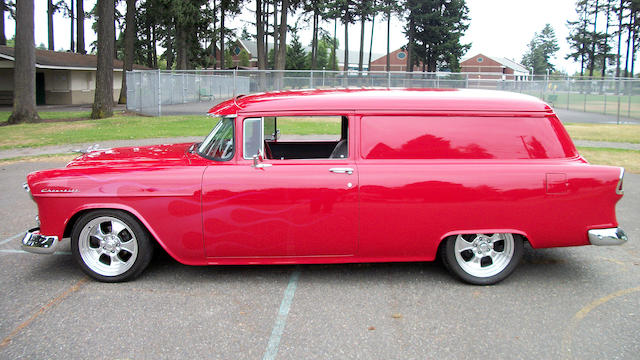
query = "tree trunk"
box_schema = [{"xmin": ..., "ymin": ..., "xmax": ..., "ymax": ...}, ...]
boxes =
[
  {"xmin": 263, "ymin": 0, "xmax": 268, "ymax": 66},
  {"xmin": 256, "ymin": 0, "xmax": 265, "ymax": 70},
  {"xmin": 276, "ymin": 0, "xmax": 288, "ymax": 70},
  {"xmin": 212, "ymin": 0, "xmax": 217, "ymax": 69},
  {"xmin": 70, "ymin": 0, "xmax": 75, "ymax": 52},
  {"xmin": 311, "ymin": 9, "xmax": 318, "ymax": 69},
  {"xmin": 152, "ymin": 25, "xmax": 157, "ymax": 68},
  {"xmin": 273, "ymin": 0, "xmax": 279, "ymax": 68},
  {"xmin": 220, "ymin": 8, "xmax": 225, "ymax": 69},
  {"xmin": 47, "ymin": 0, "xmax": 54, "ymax": 50},
  {"xmin": 331, "ymin": 18, "xmax": 337, "ymax": 70},
  {"xmin": 77, "ymin": 0, "xmax": 85, "ymax": 53},
  {"xmin": 118, "ymin": 0, "xmax": 135, "ymax": 104},
  {"xmin": 358, "ymin": 17, "xmax": 365, "ymax": 71},
  {"xmin": 588, "ymin": 0, "xmax": 599, "ymax": 77},
  {"xmin": 631, "ymin": 13, "xmax": 637, "ymax": 76},
  {"xmin": 91, "ymin": 0, "xmax": 115, "ymax": 119},
  {"xmin": 625, "ymin": 8, "xmax": 633, "ymax": 76},
  {"xmin": 0, "ymin": 0, "xmax": 5, "ymax": 46},
  {"xmin": 601, "ymin": 2, "xmax": 610, "ymax": 77},
  {"xmin": 343, "ymin": 20, "xmax": 349, "ymax": 71},
  {"xmin": 146, "ymin": 21, "xmax": 153, "ymax": 68},
  {"xmin": 166, "ymin": 23, "xmax": 174, "ymax": 70},
  {"xmin": 616, "ymin": 0, "xmax": 624, "ymax": 77},
  {"xmin": 8, "ymin": 0, "xmax": 40, "ymax": 124},
  {"xmin": 386, "ymin": 10, "xmax": 390, "ymax": 72},
  {"xmin": 406, "ymin": 16, "xmax": 414, "ymax": 72},
  {"xmin": 368, "ymin": 13, "xmax": 375, "ymax": 71}
]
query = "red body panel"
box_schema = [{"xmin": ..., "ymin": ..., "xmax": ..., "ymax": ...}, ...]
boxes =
[{"xmin": 26, "ymin": 89, "xmax": 623, "ymax": 266}]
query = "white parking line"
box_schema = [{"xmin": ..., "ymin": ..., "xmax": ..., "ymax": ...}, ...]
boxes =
[
  {"xmin": 0, "ymin": 249, "xmax": 71, "ymax": 255},
  {"xmin": 0, "ymin": 232, "xmax": 25, "ymax": 246},
  {"xmin": 262, "ymin": 269, "xmax": 301, "ymax": 360}
]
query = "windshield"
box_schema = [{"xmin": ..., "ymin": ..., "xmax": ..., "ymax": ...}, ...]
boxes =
[{"xmin": 197, "ymin": 117, "xmax": 234, "ymax": 160}]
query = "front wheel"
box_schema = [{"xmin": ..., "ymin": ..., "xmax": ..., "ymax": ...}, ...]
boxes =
[
  {"xmin": 71, "ymin": 210, "xmax": 153, "ymax": 282},
  {"xmin": 440, "ymin": 233, "xmax": 523, "ymax": 285}
]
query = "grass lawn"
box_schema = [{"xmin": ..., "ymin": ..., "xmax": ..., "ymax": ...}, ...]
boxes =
[
  {"xmin": 0, "ymin": 110, "xmax": 92, "ymax": 122},
  {"xmin": 0, "ymin": 112, "xmax": 342, "ymax": 149},
  {"xmin": 577, "ymin": 147, "xmax": 640, "ymax": 173},
  {"xmin": 564, "ymin": 123, "xmax": 640, "ymax": 144},
  {"xmin": 0, "ymin": 113, "xmax": 213, "ymax": 149}
]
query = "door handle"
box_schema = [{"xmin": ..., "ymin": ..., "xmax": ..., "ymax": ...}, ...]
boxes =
[{"xmin": 329, "ymin": 167, "xmax": 354, "ymax": 175}]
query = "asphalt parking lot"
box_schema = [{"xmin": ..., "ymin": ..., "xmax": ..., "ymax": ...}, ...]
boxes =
[{"xmin": 0, "ymin": 160, "xmax": 639, "ymax": 359}]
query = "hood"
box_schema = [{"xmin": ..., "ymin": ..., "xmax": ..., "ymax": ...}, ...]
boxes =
[{"xmin": 67, "ymin": 143, "xmax": 194, "ymax": 167}]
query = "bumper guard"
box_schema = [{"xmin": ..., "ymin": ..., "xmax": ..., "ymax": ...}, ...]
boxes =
[
  {"xmin": 588, "ymin": 228, "xmax": 628, "ymax": 246},
  {"xmin": 22, "ymin": 227, "xmax": 58, "ymax": 254}
]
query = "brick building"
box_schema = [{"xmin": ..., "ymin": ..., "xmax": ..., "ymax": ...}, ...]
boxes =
[{"xmin": 460, "ymin": 53, "xmax": 529, "ymax": 81}]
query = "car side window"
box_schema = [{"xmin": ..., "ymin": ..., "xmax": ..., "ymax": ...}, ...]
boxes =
[
  {"xmin": 260, "ymin": 116, "xmax": 348, "ymax": 160},
  {"xmin": 243, "ymin": 118, "xmax": 263, "ymax": 159}
]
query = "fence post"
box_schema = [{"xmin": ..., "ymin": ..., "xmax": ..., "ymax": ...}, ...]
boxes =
[
  {"xmin": 617, "ymin": 79, "xmax": 621, "ymax": 125},
  {"xmin": 567, "ymin": 80, "xmax": 570, "ymax": 110},
  {"xmin": 309, "ymin": 70, "xmax": 314, "ymax": 88},
  {"xmin": 465, "ymin": 74, "xmax": 469, "ymax": 88},
  {"xmin": 387, "ymin": 72, "xmax": 391, "ymax": 88},
  {"xmin": 157, "ymin": 69, "xmax": 162, "ymax": 117},
  {"xmin": 233, "ymin": 69, "xmax": 237, "ymax": 98},
  {"xmin": 603, "ymin": 81, "xmax": 607, "ymax": 115}
]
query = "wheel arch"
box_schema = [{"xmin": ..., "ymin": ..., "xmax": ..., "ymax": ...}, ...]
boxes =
[
  {"xmin": 437, "ymin": 229, "xmax": 531, "ymax": 251},
  {"xmin": 63, "ymin": 204, "xmax": 175, "ymax": 259}
]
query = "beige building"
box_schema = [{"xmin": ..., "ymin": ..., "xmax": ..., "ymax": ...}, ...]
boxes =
[{"xmin": 0, "ymin": 45, "xmax": 148, "ymax": 105}]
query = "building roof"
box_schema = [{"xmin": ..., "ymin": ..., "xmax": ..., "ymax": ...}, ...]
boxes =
[
  {"xmin": 207, "ymin": 88, "xmax": 552, "ymax": 116},
  {"xmin": 0, "ymin": 45, "xmax": 150, "ymax": 71},
  {"xmin": 462, "ymin": 53, "xmax": 529, "ymax": 73}
]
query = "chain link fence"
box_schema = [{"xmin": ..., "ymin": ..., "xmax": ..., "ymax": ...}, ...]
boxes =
[{"xmin": 127, "ymin": 70, "xmax": 640, "ymax": 122}]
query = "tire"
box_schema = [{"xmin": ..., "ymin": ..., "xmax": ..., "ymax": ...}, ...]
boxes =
[
  {"xmin": 71, "ymin": 210, "xmax": 154, "ymax": 282},
  {"xmin": 440, "ymin": 233, "xmax": 523, "ymax": 285}
]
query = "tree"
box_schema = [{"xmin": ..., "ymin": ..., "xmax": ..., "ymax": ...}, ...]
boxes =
[
  {"xmin": 77, "ymin": 0, "xmax": 85, "ymax": 53},
  {"xmin": 239, "ymin": 49, "xmax": 250, "ymax": 66},
  {"xmin": 7, "ymin": 0, "xmax": 40, "ymax": 124},
  {"xmin": 48, "ymin": 0, "xmax": 55, "ymax": 50},
  {"xmin": 256, "ymin": 0, "xmax": 266, "ymax": 70},
  {"xmin": 566, "ymin": 0, "xmax": 590, "ymax": 76},
  {"xmin": 275, "ymin": 0, "xmax": 290, "ymax": 71},
  {"xmin": 91, "ymin": 0, "xmax": 115, "ymax": 119},
  {"xmin": 118, "ymin": 0, "xmax": 135, "ymax": 104},
  {"xmin": 406, "ymin": 0, "xmax": 470, "ymax": 72},
  {"xmin": 522, "ymin": 24, "xmax": 560, "ymax": 74},
  {"xmin": 327, "ymin": 0, "xmax": 357, "ymax": 71},
  {"xmin": 286, "ymin": 25, "xmax": 307, "ymax": 69},
  {"xmin": 0, "ymin": 0, "xmax": 5, "ymax": 46}
]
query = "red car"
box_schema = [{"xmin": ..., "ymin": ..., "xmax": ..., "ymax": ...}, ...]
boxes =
[{"xmin": 22, "ymin": 89, "xmax": 627, "ymax": 284}]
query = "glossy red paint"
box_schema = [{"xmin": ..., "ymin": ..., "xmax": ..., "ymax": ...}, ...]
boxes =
[{"xmin": 27, "ymin": 88, "xmax": 623, "ymax": 266}]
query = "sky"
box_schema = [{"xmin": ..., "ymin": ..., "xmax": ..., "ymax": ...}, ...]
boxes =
[{"xmin": 4, "ymin": 0, "xmax": 581, "ymax": 74}]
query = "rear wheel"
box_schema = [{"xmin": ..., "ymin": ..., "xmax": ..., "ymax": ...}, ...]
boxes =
[
  {"xmin": 440, "ymin": 233, "xmax": 523, "ymax": 285},
  {"xmin": 71, "ymin": 210, "xmax": 153, "ymax": 282}
]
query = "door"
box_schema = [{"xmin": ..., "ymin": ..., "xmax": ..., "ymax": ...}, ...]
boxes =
[
  {"xmin": 202, "ymin": 115, "xmax": 359, "ymax": 258},
  {"xmin": 35, "ymin": 73, "xmax": 45, "ymax": 105}
]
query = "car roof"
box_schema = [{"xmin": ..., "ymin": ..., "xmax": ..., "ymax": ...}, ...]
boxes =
[{"xmin": 206, "ymin": 88, "xmax": 553, "ymax": 116}]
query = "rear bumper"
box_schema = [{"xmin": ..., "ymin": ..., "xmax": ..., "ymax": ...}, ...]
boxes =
[
  {"xmin": 588, "ymin": 228, "xmax": 628, "ymax": 246},
  {"xmin": 21, "ymin": 227, "xmax": 58, "ymax": 254}
]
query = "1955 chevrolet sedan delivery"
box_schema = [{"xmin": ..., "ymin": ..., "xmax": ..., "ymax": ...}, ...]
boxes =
[{"xmin": 21, "ymin": 88, "xmax": 627, "ymax": 284}]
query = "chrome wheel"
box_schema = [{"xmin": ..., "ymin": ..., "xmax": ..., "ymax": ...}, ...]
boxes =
[
  {"xmin": 77, "ymin": 216, "xmax": 139, "ymax": 277},
  {"xmin": 453, "ymin": 233, "xmax": 515, "ymax": 278}
]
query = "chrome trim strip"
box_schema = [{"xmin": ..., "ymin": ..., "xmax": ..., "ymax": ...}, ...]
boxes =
[
  {"xmin": 21, "ymin": 227, "xmax": 58, "ymax": 254},
  {"xmin": 616, "ymin": 168, "xmax": 625, "ymax": 195},
  {"xmin": 588, "ymin": 228, "xmax": 628, "ymax": 246}
]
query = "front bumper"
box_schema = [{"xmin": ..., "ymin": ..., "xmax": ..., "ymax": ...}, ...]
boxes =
[
  {"xmin": 22, "ymin": 227, "xmax": 58, "ymax": 254},
  {"xmin": 588, "ymin": 228, "xmax": 628, "ymax": 246}
]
